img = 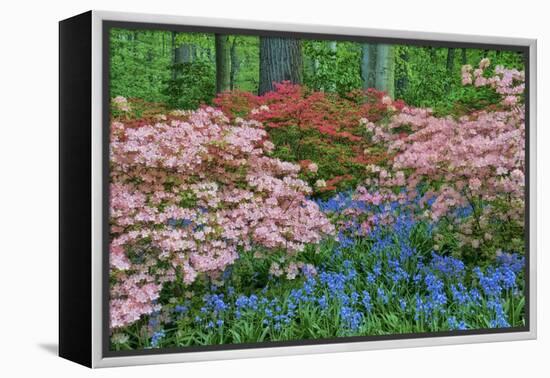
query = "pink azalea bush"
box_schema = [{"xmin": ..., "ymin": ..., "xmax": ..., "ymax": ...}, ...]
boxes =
[
  {"xmin": 109, "ymin": 106, "xmax": 334, "ymax": 329},
  {"xmin": 357, "ymin": 60, "xmax": 525, "ymax": 258}
]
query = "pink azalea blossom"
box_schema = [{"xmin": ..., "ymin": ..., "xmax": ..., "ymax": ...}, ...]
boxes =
[{"xmin": 108, "ymin": 107, "xmax": 334, "ymax": 329}]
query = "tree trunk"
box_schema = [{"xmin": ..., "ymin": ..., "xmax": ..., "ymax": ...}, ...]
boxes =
[
  {"xmin": 259, "ymin": 37, "xmax": 303, "ymax": 95},
  {"xmin": 175, "ymin": 44, "xmax": 193, "ymax": 64},
  {"xmin": 461, "ymin": 48, "xmax": 467, "ymax": 65},
  {"xmin": 314, "ymin": 58, "xmax": 320, "ymax": 76},
  {"xmin": 375, "ymin": 44, "xmax": 395, "ymax": 98},
  {"xmin": 446, "ymin": 48, "xmax": 455, "ymax": 73},
  {"xmin": 171, "ymin": 31, "xmax": 177, "ymax": 80},
  {"xmin": 206, "ymin": 47, "xmax": 214, "ymax": 63},
  {"xmin": 305, "ymin": 55, "xmax": 316, "ymax": 79},
  {"xmin": 327, "ymin": 41, "xmax": 337, "ymax": 91},
  {"xmin": 215, "ymin": 34, "xmax": 231, "ymax": 93},
  {"xmin": 229, "ymin": 37, "xmax": 240, "ymax": 90},
  {"xmin": 428, "ymin": 46, "xmax": 437, "ymax": 61},
  {"xmin": 361, "ymin": 44, "xmax": 377, "ymax": 89},
  {"xmin": 173, "ymin": 43, "xmax": 194, "ymax": 81},
  {"xmin": 396, "ymin": 47, "xmax": 409, "ymax": 97},
  {"xmin": 132, "ymin": 31, "xmax": 138, "ymax": 56},
  {"xmin": 446, "ymin": 48, "xmax": 455, "ymax": 93}
]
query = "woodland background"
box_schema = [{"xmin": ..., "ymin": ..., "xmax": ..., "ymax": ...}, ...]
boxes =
[{"xmin": 109, "ymin": 28, "xmax": 524, "ymax": 112}]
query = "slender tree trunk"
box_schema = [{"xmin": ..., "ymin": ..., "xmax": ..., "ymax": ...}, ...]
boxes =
[
  {"xmin": 206, "ymin": 48, "xmax": 214, "ymax": 63},
  {"xmin": 461, "ymin": 48, "xmax": 467, "ymax": 65},
  {"xmin": 144, "ymin": 32, "xmax": 152, "ymax": 64},
  {"xmin": 171, "ymin": 31, "xmax": 177, "ymax": 80},
  {"xmin": 313, "ymin": 58, "xmax": 320, "ymax": 85},
  {"xmin": 215, "ymin": 34, "xmax": 231, "ymax": 93},
  {"xmin": 446, "ymin": 48, "xmax": 455, "ymax": 73},
  {"xmin": 229, "ymin": 37, "xmax": 240, "ymax": 90},
  {"xmin": 175, "ymin": 44, "xmax": 193, "ymax": 64},
  {"xmin": 396, "ymin": 47, "xmax": 409, "ymax": 97},
  {"xmin": 305, "ymin": 55, "xmax": 316, "ymax": 80},
  {"xmin": 173, "ymin": 43, "xmax": 193, "ymax": 82},
  {"xmin": 446, "ymin": 48, "xmax": 455, "ymax": 93},
  {"xmin": 327, "ymin": 41, "xmax": 337, "ymax": 92},
  {"xmin": 361, "ymin": 44, "xmax": 377, "ymax": 89},
  {"xmin": 428, "ymin": 46, "xmax": 437, "ymax": 61},
  {"xmin": 375, "ymin": 44, "xmax": 395, "ymax": 98},
  {"xmin": 259, "ymin": 37, "xmax": 303, "ymax": 95},
  {"xmin": 132, "ymin": 31, "xmax": 138, "ymax": 56}
]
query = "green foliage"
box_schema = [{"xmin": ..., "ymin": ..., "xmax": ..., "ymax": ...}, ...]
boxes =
[
  {"xmin": 110, "ymin": 28, "xmax": 525, "ymax": 119},
  {"xmin": 438, "ymin": 85, "xmax": 502, "ymax": 117},
  {"xmin": 164, "ymin": 61, "xmax": 216, "ymax": 109},
  {"xmin": 110, "ymin": 30, "xmax": 260, "ymax": 106},
  {"xmin": 433, "ymin": 196, "xmax": 526, "ymax": 266},
  {"xmin": 395, "ymin": 45, "xmax": 525, "ymax": 115},
  {"xmin": 303, "ymin": 41, "xmax": 363, "ymax": 96},
  {"xmin": 110, "ymin": 28, "xmax": 172, "ymax": 102},
  {"xmin": 232, "ymin": 36, "xmax": 260, "ymax": 93},
  {"xmin": 268, "ymin": 127, "xmax": 365, "ymax": 198}
]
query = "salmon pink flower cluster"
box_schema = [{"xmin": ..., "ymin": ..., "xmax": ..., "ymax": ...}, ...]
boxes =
[
  {"xmin": 359, "ymin": 61, "xmax": 525, "ymax": 256},
  {"xmin": 461, "ymin": 59, "xmax": 525, "ymax": 105},
  {"xmin": 109, "ymin": 107, "xmax": 334, "ymax": 329}
]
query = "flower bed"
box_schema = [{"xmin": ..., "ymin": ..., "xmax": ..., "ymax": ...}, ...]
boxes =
[{"xmin": 108, "ymin": 60, "xmax": 526, "ymax": 350}]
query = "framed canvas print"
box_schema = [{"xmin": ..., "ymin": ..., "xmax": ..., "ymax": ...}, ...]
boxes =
[{"xmin": 59, "ymin": 10, "xmax": 537, "ymax": 368}]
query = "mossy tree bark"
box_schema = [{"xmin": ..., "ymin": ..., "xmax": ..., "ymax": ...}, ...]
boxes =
[
  {"xmin": 259, "ymin": 37, "xmax": 303, "ymax": 95},
  {"xmin": 374, "ymin": 44, "xmax": 395, "ymax": 98},
  {"xmin": 229, "ymin": 37, "xmax": 240, "ymax": 90},
  {"xmin": 215, "ymin": 34, "xmax": 231, "ymax": 93},
  {"xmin": 361, "ymin": 43, "xmax": 377, "ymax": 89}
]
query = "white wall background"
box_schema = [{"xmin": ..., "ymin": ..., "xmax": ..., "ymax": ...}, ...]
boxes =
[{"xmin": 0, "ymin": 0, "xmax": 546, "ymax": 376}]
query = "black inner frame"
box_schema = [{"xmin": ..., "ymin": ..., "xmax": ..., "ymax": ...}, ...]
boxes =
[{"xmin": 102, "ymin": 19, "xmax": 531, "ymax": 358}]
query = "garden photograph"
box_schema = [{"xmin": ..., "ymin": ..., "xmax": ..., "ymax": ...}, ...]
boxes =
[{"xmin": 107, "ymin": 26, "xmax": 527, "ymax": 351}]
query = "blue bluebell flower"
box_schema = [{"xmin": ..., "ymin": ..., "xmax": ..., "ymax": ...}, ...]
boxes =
[
  {"xmin": 474, "ymin": 267, "xmax": 503, "ymax": 297},
  {"xmin": 430, "ymin": 253, "xmax": 465, "ymax": 279},
  {"xmin": 174, "ymin": 304, "xmax": 188, "ymax": 314},
  {"xmin": 150, "ymin": 330, "xmax": 165, "ymax": 348},
  {"xmin": 448, "ymin": 316, "xmax": 467, "ymax": 330},
  {"xmin": 340, "ymin": 305, "xmax": 363, "ymax": 330},
  {"xmin": 362, "ymin": 290, "xmax": 372, "ymax": 313},
  {"xmin": 450, "ymin": 283, "xmax": 470, "ymax": 305},
  {"xmin": 496, "ymin": 252, "xmax": 525, "ymax": 274},
  {"xmin": 317, "ymin": 295, "xmax": 328, "ymax": 310},
  {"xmin": 377, "ymin": 287, "xmax": 389, "ymax": 304},
  {"xmin": 487, "ymin": 299, "xmax": 510, "ymax": 328}
]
